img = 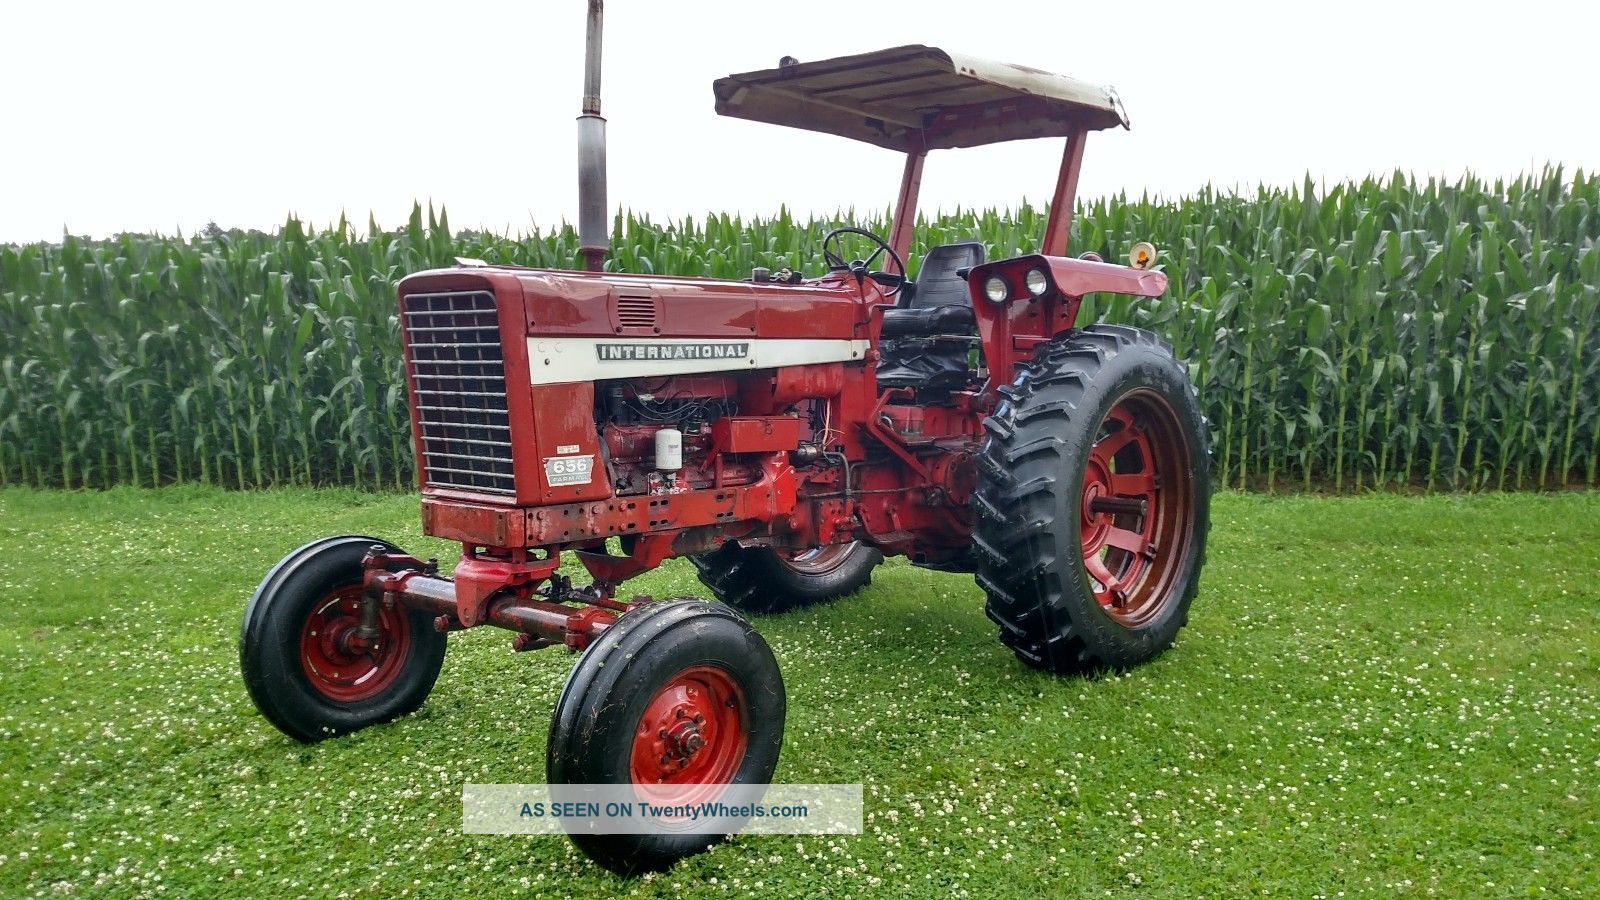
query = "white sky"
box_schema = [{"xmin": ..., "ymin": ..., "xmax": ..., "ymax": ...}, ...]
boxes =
[{"xmin": 3, "ymin": 0, "xmax": 1596, "ymax": 244}]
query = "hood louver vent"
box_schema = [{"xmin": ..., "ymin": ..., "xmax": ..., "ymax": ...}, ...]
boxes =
[{"xmin": 614, "ymin": 293, "xmax": 659, "ymax": 333}]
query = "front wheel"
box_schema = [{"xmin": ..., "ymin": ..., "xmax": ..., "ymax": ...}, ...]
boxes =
[
  {"xmin": 240, "ymin": 535, "xmax": 448, "ymax": 742},
  {"xmin": 547, "ymin": 599, "xmax": 785, "ymax": 874},
  {"xmin": 974, "ymin": 325, "xmax": 1210, "ymax": 674}
]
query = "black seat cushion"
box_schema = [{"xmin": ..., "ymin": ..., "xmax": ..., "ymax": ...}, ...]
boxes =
[{"xmin": 880, "ymin": 304, "xmax": 975, "ymax": 337}]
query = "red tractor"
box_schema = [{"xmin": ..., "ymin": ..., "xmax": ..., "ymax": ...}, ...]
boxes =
[{"xmin": 241, "ymin": 17, "xmax": 1209, "ymax": 874}]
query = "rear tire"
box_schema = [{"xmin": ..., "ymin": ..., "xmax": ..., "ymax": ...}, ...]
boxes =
[
  {"xmin": 547, "ymin": 599, "xmax": 785, "ymax": 874},
  {"xmin": 240, "ymin": 536, "xmax": 448, "ymax": 742},
  {"xmin": 690, "ymin": 541, "xmax": 882, "ymax": 613},
  {"xmin": 974, "ymin": 325, "xmax": 1210, "ymax": 674}
]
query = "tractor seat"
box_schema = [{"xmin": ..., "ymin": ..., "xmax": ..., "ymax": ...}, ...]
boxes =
[
  {"xmin": 876, "ymin": 241, "xmax": 985, "ymax": 391},
  {"xmin": 881, "ymin": 241, "xmax": 985, "ymax": 337}
]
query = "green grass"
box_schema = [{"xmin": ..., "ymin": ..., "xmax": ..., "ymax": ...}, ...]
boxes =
[{"xmin": 1, "ymin": 487, "xmax": 1597, "ymax": 897}]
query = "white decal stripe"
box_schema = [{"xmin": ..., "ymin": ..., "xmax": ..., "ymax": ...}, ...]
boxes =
[{"xmin": 526, "ymin": 337, "xmax": 868, "ymax": 384}]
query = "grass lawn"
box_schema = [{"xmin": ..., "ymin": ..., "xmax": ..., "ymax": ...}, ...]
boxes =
[{"xmin": 0, "ymin": 487, "xmax": 1597, "ymax": 898}]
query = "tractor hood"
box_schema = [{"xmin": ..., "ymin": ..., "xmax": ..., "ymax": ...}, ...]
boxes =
[{"xmin": 397, "ymin": 264, "xmax": 868, "ymax": 387}]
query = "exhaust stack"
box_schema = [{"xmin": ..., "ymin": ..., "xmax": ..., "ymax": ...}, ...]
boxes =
[{"xmin": 576, "ymin": 0, "xmax": 608, "ymax": 272}]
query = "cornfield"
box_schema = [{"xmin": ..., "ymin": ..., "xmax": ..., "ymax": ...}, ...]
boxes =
[{"xmin": 1, "ymin": 169, "xmax": 1596, "ymax": 492}]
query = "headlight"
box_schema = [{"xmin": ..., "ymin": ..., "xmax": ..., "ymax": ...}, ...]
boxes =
[
  {"xmin": 983, "ymin": 275, "xmax": 1008, "ymax": 303},
  {"xmin": 1024, "ymin": 267, "xmax": 1049, "ymax": 297}
]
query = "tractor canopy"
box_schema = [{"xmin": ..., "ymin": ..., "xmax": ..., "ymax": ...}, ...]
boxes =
[{"xmin": 713, "ymin": 44, "xmax": 1128, "ymax": 152}]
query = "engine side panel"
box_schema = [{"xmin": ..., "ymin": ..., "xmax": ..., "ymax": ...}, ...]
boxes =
[{"xmin": 399, "ymin": 264, "xmax": 982, "ymax": 572}]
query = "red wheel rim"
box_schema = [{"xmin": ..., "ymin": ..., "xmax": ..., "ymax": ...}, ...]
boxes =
[
  {"xmin": 777, "ymin": 542, "xmax": 860, "ymax": 576},
  {"xmin": 297, "ymin": 585, "xmax": 412, "ymax": 702},
  {"xmin": 1079, "ymin": 389, "xmax": 1194, "ymax": 627},
  {"xmin": 629, "ymin": 665, "xmax": 747, "ymax": 804}
]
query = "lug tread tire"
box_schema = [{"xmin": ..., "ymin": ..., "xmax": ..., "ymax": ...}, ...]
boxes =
[
  {"xmin": 973, "ymin": 325, "xmax": 1211, "ymax": 675},
  {"xmin": 690, "ymin": 542, "xmax": 882, "ymax": 613}
]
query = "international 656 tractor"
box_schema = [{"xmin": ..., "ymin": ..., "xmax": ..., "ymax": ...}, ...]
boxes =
[{"xmin": 240, "ymin": 8, "xmax": 1209, "ymax": 874}]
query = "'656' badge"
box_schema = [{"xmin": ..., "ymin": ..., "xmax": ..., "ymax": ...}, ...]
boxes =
[{"xmin": 543, "ymin": 455, "xmax": 594, "ymax": 486}]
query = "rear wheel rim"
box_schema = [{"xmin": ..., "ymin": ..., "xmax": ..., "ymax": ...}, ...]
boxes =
[
  {"xmin": 297, "ymin": 585, "xmax": 412, "ymax": 702},
  {"xmin": 1079, "ymin": 389, "xmax": 1193, "ymax": 628},
  {"xmin": 629, "ymin": 665, "xmax": 747, "ymax": 803},
  {"xmin": 777, "ymin": 542, "xmax": 860, "ymax": 576}
]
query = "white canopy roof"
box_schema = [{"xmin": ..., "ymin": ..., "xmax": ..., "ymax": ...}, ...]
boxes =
[{"xmin": 713, "ymin": 44, "xmax": 1128, "ymax": 153}]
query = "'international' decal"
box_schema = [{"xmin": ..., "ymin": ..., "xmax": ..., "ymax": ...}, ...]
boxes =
[{"xmin": 596, "ymin": 343, "xmax": 750, "ymax": 361}]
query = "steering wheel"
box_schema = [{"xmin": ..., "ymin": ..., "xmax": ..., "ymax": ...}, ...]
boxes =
[{"xmin": 820, "ymin": 227, "xmax": 907, "ymax": 298}]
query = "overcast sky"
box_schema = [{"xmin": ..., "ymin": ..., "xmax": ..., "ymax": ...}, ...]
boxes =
[{"xmin": 3, "ymin": 0, "xmax": 1596, "ymax": 244}]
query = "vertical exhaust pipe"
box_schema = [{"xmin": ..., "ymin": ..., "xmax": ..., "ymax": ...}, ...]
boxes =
[{"xmin": 576, "ymin": 0, "xmax": 608, "ymax": 272}]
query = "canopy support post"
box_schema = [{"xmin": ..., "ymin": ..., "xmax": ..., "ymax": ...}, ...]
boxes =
[
  {"xmin": 1041, "ymin": 127, "xmax": 1087, "ymax": 257},
  {"xmin": 888, "ymin": 146, "xmax": 925, "ymax": 265}
]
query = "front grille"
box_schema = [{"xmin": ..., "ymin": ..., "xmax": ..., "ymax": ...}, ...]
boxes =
[{"xmin": 401, "ymin": 290, "xmax": 515, "ymax": 496}]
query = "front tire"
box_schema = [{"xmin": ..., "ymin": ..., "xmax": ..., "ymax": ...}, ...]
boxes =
[
  {"xmin": 240, "ymin": 536, "xmax": 448, "ymax": 742},
  {"xmin": 690, "ymin": 541, "xmax": 882, "ymax": 613},
  {"xmin": 547, "ymin": 599, "xmax": 785, "ymax": 874},
  {"xmin": 974, "ymin": 325, "xmax": 1210, "ymax": 674}
]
